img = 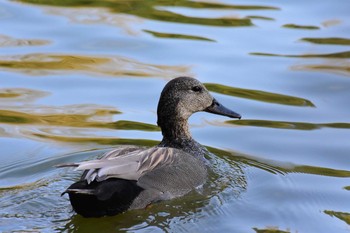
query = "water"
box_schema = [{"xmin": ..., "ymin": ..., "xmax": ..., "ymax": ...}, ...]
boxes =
[{"xmin": 0, "ymin": 0, "xmax": 350, "ymax": 232}]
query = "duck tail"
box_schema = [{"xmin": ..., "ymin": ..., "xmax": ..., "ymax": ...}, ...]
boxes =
[
  {"xmin": 55, "ymin": 163, "xmax": 79, "ymax": 168},
  {"xmin": 61, "ymin": 188, "xmax": 95, "ymax": 196}
]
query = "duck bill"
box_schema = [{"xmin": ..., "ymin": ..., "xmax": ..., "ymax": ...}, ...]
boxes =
[{"xmin": 205, "ymin": 99, "xmax": 241, "ymax": 119}]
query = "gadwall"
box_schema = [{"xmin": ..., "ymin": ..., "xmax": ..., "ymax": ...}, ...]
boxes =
[{"xmin": 58, "ymin": 77, "xmax": 241, "ymax": 217}]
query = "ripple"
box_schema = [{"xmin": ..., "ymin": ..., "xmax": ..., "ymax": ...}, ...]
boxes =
[
  {"xmin": 45, "ymin": 8, "xmax": 143, "ymax": 35},
  {"xmin": 205, "ymin": 83, "xmax": 314, "ymax": 107},
  {"xmin": 0, "ymin": 108, "xmax": 159, "ymax": 131},
  {"xmin": 0, "ymin": 104, "xmax": 120, "ymax": 126},
  {"xmin": 0, "ymin": 149, "xmax": 103, "ymax": 188},
  {"xmin": 282, "ymin": 24, "xmax": 320, "ymax": 30},
  {"xmin": 228, "ymin": 119, "xmax": 350, "ymax": 131},
  {"xmin": 0, "ymin": 103, "xmax": 161, "ymax": 144},
  {"xmin": 31, "ymin": 132, "xmax": 160, "ymax": 147},
  {"xmin": 143, "ymin": 30, "xmax": 215, "ymax": 42},
  {"xmin": 247, "ymin": 15, "xmax": 275, "ymax": 21},
  {"xmin": 301, "ymin": 37, "xmax": 350, "ymax": 46},
  {"xmin": 208, "ymin": 147, "xmax": 350, "ymax": 178},
  {"xmin": 0, "ymin": 172, "xmax": 74, "ymax": 232},
  {"xmin": 0, "ymin": 88, "xmax": 49, "ymax": 103},
  {"xmin": 15, "ymin": 0, "xmax": 282, "ymax": 27},
  {"xmin": 292, "ymin": 62, "xmax": 350, "ymax": 77},
  {"xmin": 35, "ymin": 146, "xmax": 246, "ymax": 232},
  {"xmin": 0, "ymin": 53, "xmax": 189, "ymax": 78},
  {"xmin": 208, "ymin": 147, "xmax": 286, "ymax": 176},
  {"xmin": 0, "ymin": 34, "xmax": 50, "ymax": 47},
  {"xmin": 251, "ymin": 51, "xmax": 350, "ymax": 59},
  {"xmin": 253, "ymin": 227, "xmax": 290, "ymax": 233},
  {"xmin": 324, "ymin": 210, "xmax": 350, "ymax": 225}
]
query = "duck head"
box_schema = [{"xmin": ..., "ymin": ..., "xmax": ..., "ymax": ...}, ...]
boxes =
[{"xmin": 157, "ymin": 77, "xmax": 241, "ymax": 139}]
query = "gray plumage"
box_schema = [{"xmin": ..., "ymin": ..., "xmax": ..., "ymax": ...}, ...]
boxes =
[
  {"xmin": 59, "ymin": 147, "xmax": 207, "ymax": 209},
  {"xmin": 58, "ymin": 76, "xmax": 241, "ymax": 217}
]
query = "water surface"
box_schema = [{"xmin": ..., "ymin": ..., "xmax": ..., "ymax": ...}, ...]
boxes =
[{"xmin": 1, "ymin": 0, "xmax": 350, "ymax": 232}]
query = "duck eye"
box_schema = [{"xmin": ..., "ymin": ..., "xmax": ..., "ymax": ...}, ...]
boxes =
[{"xmin": 191, "ymin": 86, "xmax": 202, "ymax": 92}]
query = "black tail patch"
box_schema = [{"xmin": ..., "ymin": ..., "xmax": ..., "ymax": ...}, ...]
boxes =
[{"xmin": 65, "ymin": 178, "xmax": 143, "ymax": 217}]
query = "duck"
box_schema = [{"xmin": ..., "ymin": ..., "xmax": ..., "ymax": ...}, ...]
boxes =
[{"xmin": 57, "ymin": 76, "xmax": 241, "ymax": 217}]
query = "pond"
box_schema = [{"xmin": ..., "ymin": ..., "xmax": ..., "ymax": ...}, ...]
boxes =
[{"xmin": 1, "ymin": 0, "xmax": 350, "ymax": 232}]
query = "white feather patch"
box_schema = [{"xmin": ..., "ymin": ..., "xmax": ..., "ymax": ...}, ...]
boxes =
[{"xmin": 69, "ymin": 147, "xmax": 178, "ymax": 184}]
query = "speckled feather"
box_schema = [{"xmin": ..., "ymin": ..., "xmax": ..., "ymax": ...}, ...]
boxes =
[{"xmin": 58, "ymin": 77, "xmax": 241, "ymax": 217}]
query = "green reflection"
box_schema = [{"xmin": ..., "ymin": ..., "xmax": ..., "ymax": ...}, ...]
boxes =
[
  {"xmin": 161, "ymin": 2, "xmax": 279, "ymax": 10},
  {"xmin": 0, "ymin": 92, "xmax": 20, "ymax": 98},
  {"xmin": 247, "ymin": 16, "xmax": 274, "ymax": 21},
  {"xmin": 228, "ymin": 119, "xmax": 350, "ymax": 131},
  {"xmin": 301, "ymin": 37, "xmax": 350, "ymax": 46},
  {"xmin": 0, "ymin": 53, "xmax": 189, "ymax": 78},
  {"xmin": 0, "ymin": 108, "xmax": 119, "ymax": 126},
  {"xmin": 253, "ymin": 228, "xmax": 290, "ymax": 233},
  {"xmin": 344, "ymin": 186, "xmax": 350, "ymax": 190},
  {"xmin": 208, "ymin": 147, "xmax": 350, "ymax": 178},
  {"xmin": 33, "ymin": 133, "xmax": 159, "ymax": 147},
  {"xmin": 20, "ymin": 0, "xmax": 279, "ymax": 10},
  {"xmin": 143, "ymin": 30, "xmax": 215, "ymax": 42},
  {"xmin": 251, "ymin": 51, "xmax": 350, "ymax": 59},
  {"xmin": 292, "ymin": 166, "xmax": 350, "ymax": 177},
  {"xmin": 105, "ymin": 120, "xmax": 159, "ymax": 131},
  {"xmin": 16, "ymin": 0, "xmax": 274, "ymax": 27},
  {"xmin": 324, "ymin": 210, "xmax": 350, "ymax": 225},
  {"xmin": 0, "ymin": 110, "xmax": 34, "ymax": 124},
  {"xmin": 283, "ymin": 24, "xmax": 319, "ymax": 30},
  {"xmin": 0, "ymin": 54, "xmax": 109, "ymax": 70},
  {"xmin": 0, "ymin": 108, "xmax": 159, "ymax": 131},
  {"xmin": 205, "ymin": 83, "xmax": 314, "ymax": 107}
]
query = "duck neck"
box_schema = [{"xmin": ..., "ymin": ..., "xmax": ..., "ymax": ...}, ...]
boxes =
[
  {"xmin": 158, "ymin": 116, "xmax": 208, "ymax": 160},
  {"xmin": 160, "ymin": 116, "xmax": 192, "ymax": 142}
]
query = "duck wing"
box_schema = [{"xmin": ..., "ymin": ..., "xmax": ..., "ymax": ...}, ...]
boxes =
[{"xmin": 57, "ymin": 147, "xmax": 180, "ymax": 184}]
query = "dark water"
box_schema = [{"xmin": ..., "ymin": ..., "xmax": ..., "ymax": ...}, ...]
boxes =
[{"xmin": 1, "ymin": 0, "xmax": 350, "ymax": 232}]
